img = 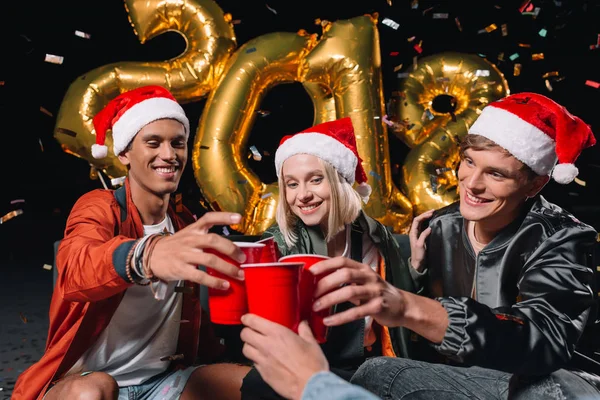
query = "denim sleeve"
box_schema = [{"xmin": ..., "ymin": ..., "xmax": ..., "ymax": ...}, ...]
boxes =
[{"xmin": 301, "ymin": 371, "xmax": 381, "ymax": 400}]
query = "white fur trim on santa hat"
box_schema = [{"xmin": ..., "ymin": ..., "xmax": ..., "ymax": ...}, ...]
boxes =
[
  {"xmin": 111, "ymin": 97, "xmax": 190, "ymax": 156},
  {"xmin": 275, "ymin": 132, "xmax": 358, "ymax": 183},
  {"xmin": 469, "ymin": 106, "xmax": 557, "ymax": 176},
  {"xmin": 356, "ymin": 182, "xmax": 372, "ymax": 203}
]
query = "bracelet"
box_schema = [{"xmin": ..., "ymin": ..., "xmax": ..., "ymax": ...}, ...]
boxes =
[
  {"xmin": 125, "ymin": 239, "xmax": 142, "ymax": 284},
  {"xmin": 142, "ymin": 234, "xmax": 164, "ymax": 282},
  {"xmin": 133, "ymin": 235, "xmax": 153, "ymax": 284}
]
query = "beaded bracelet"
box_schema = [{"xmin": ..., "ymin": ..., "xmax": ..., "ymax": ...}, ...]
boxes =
[{"xmin": 125, "ymin": 239, "xmax": 143, "ymax": 284}]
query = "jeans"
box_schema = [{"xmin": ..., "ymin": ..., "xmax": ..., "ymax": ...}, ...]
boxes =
[{"xmin": 350, "ymin": 357, "xmax": 600, "ymax": 400}]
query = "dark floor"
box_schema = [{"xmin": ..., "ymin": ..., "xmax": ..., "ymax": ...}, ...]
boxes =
[{"xmin": 0, "ymin": 259, "xmax": 52, "ymax": 399}]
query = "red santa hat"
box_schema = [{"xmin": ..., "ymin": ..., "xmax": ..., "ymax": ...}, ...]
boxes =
[
  {"xmin": 468, "ymin": 92, "xmax": 595, "ymax": 184},
  {"xmin": 274, "ymin": 117, "xmax": 372, "ymax": 202},
  {"xmin": 91, "ymin": 85, "xmax": 190, "ymax": 159}
]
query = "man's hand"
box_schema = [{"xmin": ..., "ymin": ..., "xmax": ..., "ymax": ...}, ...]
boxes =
[
  {"xmin": 240, "ymin": 314, "xmax": 329, "ymax": 400},
  {"xmin": 150, "ymin": 212, "xmax": 247, "ymax": 289},
  {"xmin": 408, "ymin": 209, "xmax": 434, "ymax": 272},
  {"xmin": 310, "ymin": 257, "xmax": 408, "ymax": 328}
]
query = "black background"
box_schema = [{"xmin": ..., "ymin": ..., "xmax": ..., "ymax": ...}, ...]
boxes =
[{"xmin": 1, "ymin": 0, "xmax": 599, "ymax": 267}]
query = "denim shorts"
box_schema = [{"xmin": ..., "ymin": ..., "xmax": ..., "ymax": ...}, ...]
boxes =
[{"xmin": 44, "ymin": 366, "xmax": 201, "ymax": 400}]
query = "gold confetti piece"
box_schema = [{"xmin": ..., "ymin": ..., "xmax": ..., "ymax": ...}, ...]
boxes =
[
  {"xmin": 265, "ymin": 3, "xmax": 277, "ymax": 14},
  {"xmin": 518, "ymin": 43, "xmax": 531, "ymax": 48},
  {"xmin": 40, "ymin": 106, "xmax": 53, "ymax": 117},
  {"xmin": 1, "ymin": 209, "xmax": 23, "ymax": 224},
  {"xmin": 413, "ymin": 56, "xmax": 418, "ymax": 71},
  {"xmin": 501, "ymin": 24, "xmax": 508, "ymax": 36},
  {"xmin": 43, "ymin": 264, "xmax": 53, "ymax": 270},
  {"xmin": 19, "ymin": 312, "xmax": 28, "ymax": 324},
  {"xmin": 574, "ymin": 177, "xmax": 587, "ymax": 187},
  {"xmin": 585, "ymin": 80, "xmax": 600, "ymax": 88},
  {"xmin": 455, "ymin": 17, "xmax": 462, "ymax": 31},
  {"xmin": 387, "ymin": 0, "xmax": 392, "ymax": 5},
  {"xmin": 74, "ymin": 30, "xmax": 91, "ymax": 39},
  {"xmin": 542, "ymin": 71, "xmax": 559, "ymax": 79},
  {"xmin": 160, "ymin": 354, "xmax": 184, "ymax": 362},
  {"xmin": 407, "ymin": 36, "xmax": 416, "ymax": 42},
  {"xmin": 513, "ymin": 63, "xmax": 522, "ymax": 76},
  {"xmin": 411, "ymin": 0, "xmax": 418, "ymax": 9},
  {"xmin": 531, "ymin": 53, "xmax": 544, "ymax": 60},
  {"xmin": 485, "ymin": 23, "xmax": 498, "ymax": 33},
  {"xmin": 393, "ymin": 63, "xmax": 403, "ymax": 72},
  {"xmin": 44, "ymin": 54, "xmax": 64, "ymax": 65},
  {"xmin": 0, "ymin": 81, "xmax": 5, "ymax": 86},
  {"xmin": 545, "ymin": 79, "xmax": 553, "ymax": 91},
  {"xmin": 232, "ymin": 19, "xmax": 241, "ymax": 25},
  {"xmin": 38, "ymin": 138, "xmax": 44, "ymax": 152},
  {"xmin": 257, "ymin": 109, "xmax": 270, "ymax": 117}
]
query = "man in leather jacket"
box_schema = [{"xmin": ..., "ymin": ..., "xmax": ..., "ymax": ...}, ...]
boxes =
[{"xmin": 307, "ymin": 93, "xmax": 600, "ymax": 398}]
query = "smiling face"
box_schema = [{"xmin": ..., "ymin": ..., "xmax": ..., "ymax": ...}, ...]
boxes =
[
  {"xmin": 118, "ymin": 118, "xmax": 187, "ymax": 199},
  {"xmin": 458, "ymin": 147, "xmax": 547, "ymax": 232},
  {"xmin": 282, "ymin": 154, "xmax": 331, "ymax": 230}
]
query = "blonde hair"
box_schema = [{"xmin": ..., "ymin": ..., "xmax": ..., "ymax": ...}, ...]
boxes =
[{"xmin": 276, "ymin": 158, "xmax": 363, "ymax": 248}]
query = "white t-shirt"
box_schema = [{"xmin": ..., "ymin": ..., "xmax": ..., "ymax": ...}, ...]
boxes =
[{"xmin": 67, "ymin": 215, "xmax": 184, "ymax": 386}]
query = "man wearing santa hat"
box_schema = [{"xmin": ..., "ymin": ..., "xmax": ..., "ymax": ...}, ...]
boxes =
[
  {"xmin": 301, "ymin": 92, "xmax": 600, "ymax": 398},
  {"xmin": 13, "ymin": 85, "xmax": 251, "ymax": 400}
]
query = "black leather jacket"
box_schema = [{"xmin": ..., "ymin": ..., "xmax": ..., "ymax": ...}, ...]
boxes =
[{"xmin": 414, "ymin": 196, "xmax": 597, "ymax": 376}]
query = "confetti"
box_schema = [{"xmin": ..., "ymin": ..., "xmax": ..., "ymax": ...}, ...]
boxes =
[
  {"xmin": 38, "ymin": 138, "xmax": 44, "ymax": 152},
  {"xmin": 544, "ymin": 79, "xmax": 553, "ymax": 91},
  {"xmin": 538, "ymin": 28, "xmax": 547, "ymax": 37},
  {"xmin": 413, "ymin": 56, "xmax": 418, "ymax": 70},
  {"xmin": 585, "ymin": 80, "xmax": 600, "ymax": 88},
  {"xmin": 369, "ymin": 170, "xmax": 382, "ymax": 181},
  {"xmin": 160, "ymin": 354, "xmax": 184, "ymax": 362},
  {"xmin": 382, "ymin": 115, "xmax": 394, "ymax": 127},
  {"xmin": 501, "ymin": 24, "xmax": 508, "ymax": 36},
  {"xmin": 56, "ymin": 127, "xmax": 77, "ymax": 137},
  {"xmin": 532, "ymin": 53, "xmax": 544, "ymax": 60},
  {"xmin": 519, "ymin": 1, "xmax": 534, "ymax": 13},
  {"xmin": 574, "ymin": 177, "xmax": 587, "ymax": 187},
  {"xmin": 513, "ymin": 63, "xmax": 522, "ymax": 76},
  {"xmin": 407, "ymin": 36, "xmax": 416, "ymax": 42},
  {"xmin": 44, "ymin": 54, "xmax": 64, "ymax": 65},
  {"xmin": 542, "ymin": 71, "xmax": 559, "ymax": 78},
  {"xmin": 111, "ymin": 176, "xmax": 126, "ymax": 186},
  {"xmin": 222, "ymin": 226, "xmax": 230, "ymax": 236},
  {"xmin": 261, "ymin": 193, "xmax": 273, "ymax": 199},
  {"xmin": 475, "ymin": 69, "xmax": 490, "ymax": 77},
  {"xmin": 265, "ymin": 4, "xmax": 277, "ymax": 14},
  {"xmin": 421, "ymin": 6, "xmax": 434, "ymax": 15},
  {"xmin": 435, "ymin": 167, "xmax": 452, "ymax": 174},
  {"xmin": 509, "ymin": 53, "xmax": 520, "ymax": 61},
  {"xmin": 411, "ymin": 0, "xmax": 418, "ymax": 9},
  {"xmin": 19, "ymin": 313, "xmax": 27, "ymax": 324},
  {"xmin": 390, "ymin": 51, "xmax": 400, "ymax": 56},
  {"xmin": 176, "ymin": 319, "xmax": 191, "ymax": 324},
  {"xmin": 74, "ymin": 30, "xmax": 91, "ymax": 39},
  {"xmin": 42, "ymin": 264, "xmax": 52, "ymax": 271},
  {"xmin": 249, "ymin": 145, "xmax": 262, "ymax": 161},
  {"xmin": 245, "ymin": 47, "xmax": 256, "ymax": 54},
  {"xmin": 397, "ymin": 72, "xmax": 410, "ymax": 78},
  {"xmin": 381, "ymin": 18, "xmax": 400, "ymax": 30},
  {"xmin": 518, "ymin": 43, "xmax": 531, "ymax": 48},
  {"xmin": 432, "ymin": 13, "xmax": 449, "ymax": 19},
  {"xmin": 257, "ymin": 109, "xmax": 270, "ymax": 117},
  {"xmin": 413, "ymin": 44, "xmax": 423, "ymax": 54},
  {"xmin": 485, "ymin": 23, "xmax": 498, "ymax": 33},
  {"xmin": 1, "ymin": 209, "xmax": 23, "ymax": 224},
  {"xmin": 10, "ymin": 199, "xmax": 25, "ymax": 205},
  {"xmin": 455, "ymin": 17, "xmax": 462, "ymax": 31},
  {"xmin": 40, "ymin": 106, "xmax": 53, "ymax": 117},
  {"xmin": 0, "ymin": 81, "xmax": 5, "ymax": 85},
  {"xmin": 421, "ymin": 109, "xmax": 434, "ymax": 121},
  {"xmin": 393, "ymin": 63, "xmax": 403, "ymax": 72}
]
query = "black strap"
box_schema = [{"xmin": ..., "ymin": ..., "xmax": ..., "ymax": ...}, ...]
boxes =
[{"xmin": 114, "ymin": 185, "xmax": 127, "ymax": 223}]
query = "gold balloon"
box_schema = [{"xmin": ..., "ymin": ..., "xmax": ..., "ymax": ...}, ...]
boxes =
[
  {"xmin": 53, "ymin": 0, "xmax": 237, "ymax": 178},
  {"xmin": 300, "ymin": 14, "xmax": 413, "ymax": 233},
  {"xmin": 391, "ymin": 52, "xmax": 509, "ymax": 214},
  {"xmin": 192, "ymin": 31, "xmax": 318, "ymax": 234},
  {"xmin": 194, "ymin": 15, "xmax": 412, "ymax": 234}
]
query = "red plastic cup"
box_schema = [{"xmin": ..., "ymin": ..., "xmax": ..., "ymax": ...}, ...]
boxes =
[
  {"xmin": 279, "ymin": 254, "xmax": 331, "ymax": 343},
  {"xmin": 241, "ymin": 262, "xmax": 304, "ymax": 331},
  {"xmin": 206, "ymin": 242, "xmax": 265, "ymax": 325},
  {"xmin": 256, "ymin": 236, "xmax": 279, "ymax": 263}
]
